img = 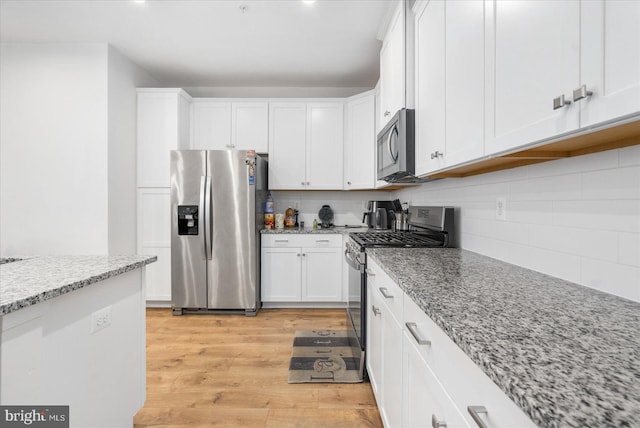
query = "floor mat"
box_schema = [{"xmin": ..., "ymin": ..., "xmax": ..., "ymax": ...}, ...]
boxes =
[{"xmin": 288, "ymin": 329, "xmax": 363, "ymax": 383}]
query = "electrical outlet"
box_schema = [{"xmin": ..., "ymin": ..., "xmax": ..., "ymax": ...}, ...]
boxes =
[
  {"xmin": 91, "ymin": 305, "xmax": 112, "ymax": 333},
  {"xmin": 496, "ymin": 197, "xmax": 507, "ymax": 221}
]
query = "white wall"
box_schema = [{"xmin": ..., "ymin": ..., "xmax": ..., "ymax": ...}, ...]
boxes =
[
  {"xmin": 394, "ymin": 146, "xmax": 640, "ymax": 302},
  {"xmin": 107, "ymin": 46, "xmax": 157, "ymax": 255},
  {"xmin": 0, "ymin": 43, "xmax": 109, "ymax": 255}
]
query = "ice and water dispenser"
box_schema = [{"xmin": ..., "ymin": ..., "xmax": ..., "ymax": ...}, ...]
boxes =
[{"xmin": 177, "ymin": 206, "xmax": 199, "ymax": 235}]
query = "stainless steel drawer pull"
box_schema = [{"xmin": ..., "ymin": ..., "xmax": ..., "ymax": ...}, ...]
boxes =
[
  {"xmin": 553, "ymin": 94, "xmax": 571, "ymax": 110},
  {"xmin": 467, "ymin": 406, "xmax": 489, "ymax": 428},
  {"xmin": 379, "ymin": 287, "xmax": 394, "ymax": 299},
  {"xmin": 275, "ymin": 239, "xmax": 289, "ymax": 243},
  {"xmin": 372, "ymin": 305, "xmax": 381, "ymax": 316},
  {"xmin": 406, "ymin": 322, "xmax": 431, "ymax": 346},
  {"xmin": 573, "ymin": 85, "xmax": 593, "ymax": 102},
  {"xmin": 432, "ymin": 414, "xmax": 447, "ymax": 428},
  {"xmin": 315, "ymin": 239, "xmax": 330, "ymax": 243},
  {"xmin": 365, "ymin": 269, "xmax": 375, "ymax": 276}
]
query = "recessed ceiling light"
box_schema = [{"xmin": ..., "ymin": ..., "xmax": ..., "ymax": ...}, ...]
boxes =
[{"xmin": 302, "ymin": 0, "xmax": 316, "ymax": 4}]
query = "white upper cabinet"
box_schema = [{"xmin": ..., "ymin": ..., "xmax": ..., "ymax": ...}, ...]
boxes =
[
  {"xmin": 344, "ymin": 92, "xmax": 376, "ymax": 190},
  {"xmin": 231, "ymin": 102, "xmax": 269, "ymax": 153},
  {"xmin": 268, "ymin": 103, "xmax": 307, "ymax": 190},
  {"xmin": 269, "ymin": 102, "xmax": 344, "ymax": 190},
  {"xmin": 191, "ymin": 100, "xmax": 269, "ymax": 152},
  {"xmin": 137, "ymin": 88, "xmax": 191, "ymax": 188},
  {"xmin": 414, "ymin": 0, "xmax": 484, "ymax": 176},
  {"xmin": 191, "ymin": 101, "xmax": 232, "ymax": 150},
  {"xmin": 580, "ymin": 0, "xmax": 640, "ymax": 128},
  {"xmin": 485, "ymin": 0, "xmax": 581, "ymax": 154},
  {"xmin": 379, "ymin": 1, "xmax": 406, "ymax": 132},
  {"xmin": 414, "ymin": 0, "xmax": 445, "ymax": 176},
  {"xmin": 306, "ymin": 103, "xmax": 344, "ymax": 190}
]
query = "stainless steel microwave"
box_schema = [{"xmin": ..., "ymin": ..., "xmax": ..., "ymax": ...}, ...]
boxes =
[{"xmin": 377, "ymin": 108, "xmax": 416, "ymax": 182}]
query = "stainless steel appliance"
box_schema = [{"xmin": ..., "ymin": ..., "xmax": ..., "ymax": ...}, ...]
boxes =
[
  {"xmin": 170, "ymin": 150, "xmax": 267, "ymax": 316},
  {"xmin": 361, "ymin": 200, "xmax": 395, "ymax": 229},
  {"xmin": 377, "ymin": 109, "xmax": 436, "ymax": 184},
  {"xmin": 345, "ymin": 206, "xmax": 455, "ymax": 380}
]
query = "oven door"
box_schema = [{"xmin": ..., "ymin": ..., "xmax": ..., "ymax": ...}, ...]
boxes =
[{"xmin": 345, "ymin": 246, "xmax": 365, "ymax": 351}]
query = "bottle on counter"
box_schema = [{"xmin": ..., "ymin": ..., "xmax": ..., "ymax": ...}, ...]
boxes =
[
  {"xmin": 312, "ymin": 219, "xmax": 318, "ymax": 230},
  {"xmin": 285, "ymin": 207, "xmax": 295, "ymax": 228},
  {"xmin": 264, "ymin": 191, "xmax": 274, "ymax": 229}
]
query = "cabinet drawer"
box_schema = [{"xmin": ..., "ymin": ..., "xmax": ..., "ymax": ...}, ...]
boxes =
[
  {"xmin": 403, "ymin": 294, "xmax": 535, "ymax": 428},
  {"xmin": 367, "ymin": 258, "xmax": 403, "ymax": 323},
  {"xmin": 261, "ymin": 234, "xmax": 341, "ymax": 248}
]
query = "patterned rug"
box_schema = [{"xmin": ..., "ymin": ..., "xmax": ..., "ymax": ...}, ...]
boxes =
[{"xmin": 288, "ymin": 329, "xmax": 363, "ymax": 383}]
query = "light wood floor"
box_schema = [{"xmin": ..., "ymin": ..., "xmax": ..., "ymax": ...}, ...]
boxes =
[{"xmin": 134, "ymin": 308, "xmax": 383, "ymax": 428}]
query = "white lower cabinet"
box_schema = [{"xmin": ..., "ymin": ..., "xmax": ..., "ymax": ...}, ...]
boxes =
[
  {"xmin": 366, "ymin": 257, "xmax": 535, "ymax": 428},
  {"xmin": 261, "ymin": 234, "xmax": 343, "ymax": 305}
]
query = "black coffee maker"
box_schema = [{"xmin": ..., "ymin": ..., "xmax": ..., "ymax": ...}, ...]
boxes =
[{"xmin": 362, "ymin": 200, "xmax": 395, "ymax": 229}]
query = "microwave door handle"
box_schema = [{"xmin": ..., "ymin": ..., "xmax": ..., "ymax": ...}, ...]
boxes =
[{"xmin": 387, "ymin": 124, "xmax": 399, "ymax": 162}]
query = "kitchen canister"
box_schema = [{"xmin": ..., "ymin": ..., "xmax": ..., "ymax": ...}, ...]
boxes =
[{"xmin": 275, "ymin": 213, "xmax": 285, "ymax": 229}]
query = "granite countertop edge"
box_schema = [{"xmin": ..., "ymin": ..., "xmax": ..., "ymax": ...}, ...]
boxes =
[
  {"xmin": 0, "ymin": 255, "xmax": 158, "ymax": 316},
  {"xmin": 365, "ymin": 248, "xmax": 640, "ymax": 428},
  {"xmin": 261, "ymin": 226, "xmax": 368, "ymax": 235}
]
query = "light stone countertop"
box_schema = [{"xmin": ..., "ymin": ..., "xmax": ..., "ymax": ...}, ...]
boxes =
[
  {"xmin": 0, "ymin": 255, "xmax": 157, "ymax": 316},
  {"xmin": 366, "ymin": 247, "xmax": 640, "ymax": 428}
]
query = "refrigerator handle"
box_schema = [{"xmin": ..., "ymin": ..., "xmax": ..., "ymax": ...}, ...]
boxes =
[
  {"xmin": 199, "ymin": 176, "xmax": 207, "ymax": 260},
  {"xmin": 204, "ymin": 176, "xmax": 213, "ymax": 261}
]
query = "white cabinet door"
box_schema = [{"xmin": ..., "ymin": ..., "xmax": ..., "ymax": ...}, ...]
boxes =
[
  {"xmin": 261, "ymin": 247, "xmax": 302, "ymax": 302},
  {"xmin": 191, "ymin": 101, "xmax": 232, "ymax": 150},
  {"xmin": 414, "ymin": 0, "xmax": 445, "ymax": 176},
  {"xmin": 485, "ymin": 0, "xmax": 581, "ymax": 154},
  {"xmin": 444, "ymin": 0, "xmax": 485, "ymax": 167},
  {"xmin": 381, "ymin": 307, "xmax": 403, "ymax": 428},
  {"xmin": 268, "ymin": 103, "xmax": 307, "ymax": 190},
  {"xmin": 232, "ymin": 102, "xmax": 269, "ymax": 153},
  {"xmin": 403, "ymin": 333, "xmax": 470, "ymax": 428},
  {"xmin": 306, "ymin": 103, "xmax": 344, "ymax": 190},
  {"xmin": 137, "ymin": 89, "xmax": 191, "ymax": 187},
  {"xmin": 366, "ymin": 275, "xmax": 384, "ymax": 399},
  {"xmin": 379, "ymin": 2, "xmax": 405, "ymax": 131},
  {"xmin": 344, "ymin": 93, "xmax": 375, "ymax": 190},
  {"xmin": 137, "ymin": 188, "xmax": 171, "ymax": 302},
  {"xmin": 301, "ymin": 247, "xmax": 342, "ymax": 302},
  {"xmin": 580, "ymin": 0, "xmax": 640, "ymax": 127}
]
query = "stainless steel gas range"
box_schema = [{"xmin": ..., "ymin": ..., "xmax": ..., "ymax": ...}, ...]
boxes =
[{"xmin": 344, "ymin": 206, "xmax": 455, "ymax": 381}]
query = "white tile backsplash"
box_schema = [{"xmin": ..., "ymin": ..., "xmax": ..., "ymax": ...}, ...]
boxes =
[{"xmin": 395, "ymin": 145, "xmax": 640, "ymax": 302}]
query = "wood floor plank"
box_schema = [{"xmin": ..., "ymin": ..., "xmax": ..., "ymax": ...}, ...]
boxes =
[{"xmin": 134, "ymin": 308, "xmax": 382, "ymax": 428}]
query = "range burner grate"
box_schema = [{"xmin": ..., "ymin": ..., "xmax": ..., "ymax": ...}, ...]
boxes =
[{"xmin": 350, "ymin": 231, "xmax": 445, "ymax": 248}]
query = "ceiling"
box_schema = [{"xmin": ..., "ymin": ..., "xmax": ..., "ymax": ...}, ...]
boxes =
[{"xmin": 0, "ymin": 0, "xmax": 393, "ymax": 90}]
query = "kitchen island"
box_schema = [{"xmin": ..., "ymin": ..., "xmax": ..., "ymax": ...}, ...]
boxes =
[
  {"xmin": 0, "ymin": 255, "xmax": 156, "ymax": 428},
  {"xmin": 367, "ymin": 247, "xmax": 640, "ymax": 428}
]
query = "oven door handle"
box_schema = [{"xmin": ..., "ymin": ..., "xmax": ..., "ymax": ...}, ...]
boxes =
[{"xmin": 344, "ymin": 250, "xmax": 364, "ymax": 273}]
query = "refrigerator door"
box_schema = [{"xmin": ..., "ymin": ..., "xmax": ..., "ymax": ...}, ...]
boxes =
[
  {"xmin": 171, "ymin": 150, "xmax": 208, "ymax": 309},
  {"xmin": 206, "ymin": 150, "xmax": 257, "ymax": 310}
]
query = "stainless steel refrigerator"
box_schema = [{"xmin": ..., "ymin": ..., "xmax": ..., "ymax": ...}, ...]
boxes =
[{"xmin": 170, "ymin": 150, "xmax": 267, "ymax": 316}]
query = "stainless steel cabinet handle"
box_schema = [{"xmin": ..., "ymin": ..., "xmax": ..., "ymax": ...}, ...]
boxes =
[
  {"xmin": 384, "ymin": 110, "xmax": 391, "ymax": 117},
  {"xmin": 467, "ymin": 406, "xmax": 489, "ymax": 428},
  {"xmin": 372, "ymin": 305, "xmax": 381, "ymax": 316},
  {"xmin": 301, "ymin": 181, "xmax": 305, "ymax": 186},
  {"xmin": 379, "ymin": 287, "xmax": 394, "ymax": 299},
  {"xmin": 306, "ymin": 182, "xmax": 310, "ymax": 186},
  {"xmin": 347, "ymin": 181, "xmax": 352, "ymax": 185},
  {"xmin": 573, "ymin": 85, "xmax": 593, "ymax": 102},
  {"xmin": 302, "ymin": 253, "xmax": 306, "ymax": 257},
  {"xmin": 553, "ymin": 95, "xmax": 571, "ymax": 110},
  {"xmin": 297, "ymin": 253, "xmax": 301, "ymax": 257},
  {"xmin": 406, "ymin": 322, "xmax": 431, "ymax": 346},
  {"xmin": 365, "ymin": 269, "xmax": 375, "ymax": 276},
  {"xmin": 430, "ymin": 151, "xmax": 443, "ymax": 160},
  {"xmin": 432, "ymin": 414, "xmax": 447, "ymax": 428},
  {"xmin": 275, "ymin": 239, "xmax": 289, "ymax": 243},
  {"xmin": 316, "ymin": 239, "xmax": 330, "ymax": 243}
]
